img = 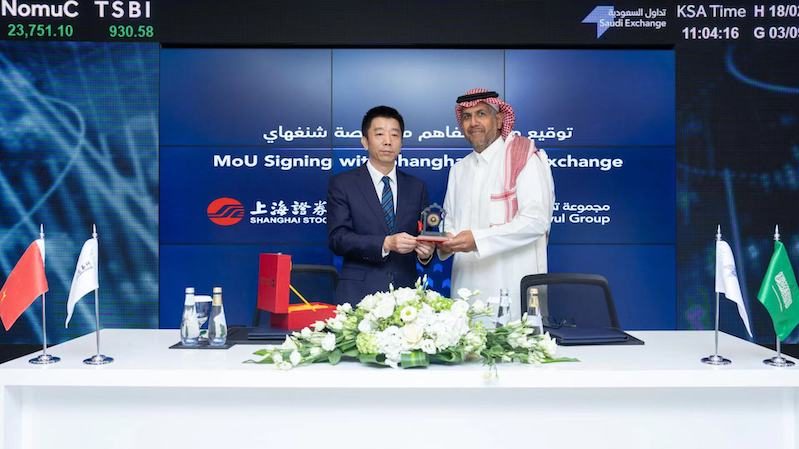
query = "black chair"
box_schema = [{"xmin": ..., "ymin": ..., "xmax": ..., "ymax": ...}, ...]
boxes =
[
  {"xmin": 519, "ymin": 273, "xmax": 620, "ymax": 329},
  {"xmin": 252, "ymin": 264, "xmax": 338, "ymax": 327}
]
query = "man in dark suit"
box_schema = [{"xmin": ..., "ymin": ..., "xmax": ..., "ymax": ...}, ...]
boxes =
[{"xmin": 327, "ymin": 106, "xmax": 434, "ymax": 304}]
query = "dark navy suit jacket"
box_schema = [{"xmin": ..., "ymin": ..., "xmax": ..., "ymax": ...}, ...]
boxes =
[{"xmin": 327, "ymin": 164, "xmax": 429, "ymax": 304}]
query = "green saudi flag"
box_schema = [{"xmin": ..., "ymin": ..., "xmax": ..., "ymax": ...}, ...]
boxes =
[{"xmin": 757, "ymin": 241, "xmax": 799, "ymax": 341}]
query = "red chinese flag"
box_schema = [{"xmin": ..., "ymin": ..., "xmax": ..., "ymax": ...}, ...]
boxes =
[{"xmin": 0, "ymin": 240, "xmax": 48, "ymax": 331}]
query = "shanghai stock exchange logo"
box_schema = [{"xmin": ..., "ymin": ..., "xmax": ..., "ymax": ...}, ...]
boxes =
[{"xmin": 207, "ymin": 197, "xmax": 244, "ymax": 226}]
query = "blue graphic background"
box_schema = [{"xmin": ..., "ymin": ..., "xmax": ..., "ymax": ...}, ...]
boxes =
[
  {"xmin": 160, "ymin": 49, "xmax": 676, "ymax": 330},
  {"xmin": 0, "ymin": 42, "xmax": 159, "ymax": 344}
]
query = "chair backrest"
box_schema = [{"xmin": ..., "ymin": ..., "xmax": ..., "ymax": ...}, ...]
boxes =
[
  {"xmin": 253, "ymin": 264, "xmax": 338, "ymax": 326},
  {"xmin": 520, "ymin": 273, "xmax": 620, "ymax": 328},
  {"xmin": 289, "ymin": 264, "xmax": 338, "ymax": 304}
]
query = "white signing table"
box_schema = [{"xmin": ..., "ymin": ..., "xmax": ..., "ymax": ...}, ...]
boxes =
[{"xmin": 1, "ymin": 329, "xmax": 798, "ymax": 449}]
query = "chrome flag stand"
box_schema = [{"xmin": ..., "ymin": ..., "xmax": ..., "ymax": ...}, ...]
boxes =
[
  {"xmin": 84, "ymin": 225, "xmax": 113, "ymax": 365},
  {"xmin": 29, "ymin": 225, "xmax": 60, "ymax": 365},
  {"xmin": 764, "ymin": 226, "xmax": 795, "ymax": 367},
  {"xmin": 701, "ymin": 225, "xmax": 731, "ymax": 366}
]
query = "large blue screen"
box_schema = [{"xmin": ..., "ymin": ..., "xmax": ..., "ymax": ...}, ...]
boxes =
[{"xmin": 159, "ymin": 48, "xmax": 675, "ymax": 330}]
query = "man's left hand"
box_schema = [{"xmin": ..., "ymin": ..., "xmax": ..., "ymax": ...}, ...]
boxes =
[{"xmin": 439, "ymin": 230, "xmax": 476, "ymax": 253}]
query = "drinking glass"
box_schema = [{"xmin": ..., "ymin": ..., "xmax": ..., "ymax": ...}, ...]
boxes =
[{"xmin": 194, "ymin": 295, "xmax": 212, "ymax": 341}]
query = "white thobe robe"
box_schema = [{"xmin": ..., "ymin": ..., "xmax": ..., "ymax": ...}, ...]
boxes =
[{"xmin": 440, "ymin": 135, "xmax": 555, "ymax": 317}]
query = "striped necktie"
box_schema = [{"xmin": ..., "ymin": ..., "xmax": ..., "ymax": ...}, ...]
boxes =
[{"xmin": 380, "ymin": 176, "xmax": 395, "ymax": 233}]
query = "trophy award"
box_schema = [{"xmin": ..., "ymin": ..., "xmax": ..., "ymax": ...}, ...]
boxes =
[{"xmin": 417, "ymin": 203, "xmax": 449, "ymax": 242}]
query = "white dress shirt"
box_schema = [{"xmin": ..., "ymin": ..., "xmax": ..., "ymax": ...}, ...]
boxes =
[
  {"xmin": 440, "ymin": 136, "xmax": 555, "ymax": 316},
  {"xmin": 366, "ymin": 161, "xmax": 397, "ymax": 213},
  {"xmin": 366, "ymin": 161, "xmax": 398, "ymax": 258}
]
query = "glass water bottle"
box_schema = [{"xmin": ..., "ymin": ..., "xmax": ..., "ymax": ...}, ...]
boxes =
[
  {"xmin": 207, "ymin": 287, "xmax": 228, "ymax": 346},
  {"xmin": 180, "ymin": 287, "xmax": 200, "ymax": 346},
  {"xmin": 496, "ymin": 288, "xmax": 511, "ymax": 327}
]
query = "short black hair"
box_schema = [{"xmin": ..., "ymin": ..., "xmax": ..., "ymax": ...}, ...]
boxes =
[{"xmin": 361, "ymin": 105, "xmax": 405, "ymax": 138}]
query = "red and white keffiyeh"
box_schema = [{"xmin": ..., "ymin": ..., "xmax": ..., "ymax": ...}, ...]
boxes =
[
  {"xmin": 490, "ymin": 136, "xmax": 540, "ymax": 222},
  {"xmin": 455, "ymin": 87, "xmax": 516, "ymax": 139},
  {"xmin": 455, "ymin": 88, "xmax": 539, "ymax": 223}
]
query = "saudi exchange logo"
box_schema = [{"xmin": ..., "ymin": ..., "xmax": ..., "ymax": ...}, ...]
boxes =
[
  {"xmin": 582, "ymin": 6, "xmax": 614, "ymax": 38},
  {"xmin": 207, "ymin": 197, "xmax": 244, "ymax": 226}
]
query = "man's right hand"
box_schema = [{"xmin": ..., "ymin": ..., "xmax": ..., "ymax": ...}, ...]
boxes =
[
  {"xmin": 435, "ymin": 232, "xmax": 454, "ymax": 258},
  {"xmin": 383, "ymin": 232, "xmax": 418, "ymax": 255}
]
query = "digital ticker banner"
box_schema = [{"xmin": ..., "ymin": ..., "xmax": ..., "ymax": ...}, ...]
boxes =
[{"xmin": 159, "ymin": 48, "xmax": 676, "ymax": 329}]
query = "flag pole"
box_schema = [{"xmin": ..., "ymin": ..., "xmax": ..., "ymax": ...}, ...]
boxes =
[
  {"xmin": 29, "ymin": 224, "xmax": 60, "ymax": 365},
  {"xmin": 84, "ymin": 224, "xmax": 113, "ymax": 365},
  {"xmin": 764, "ymin": 225, "xmax": 795, "ymax": 367},
  {"xmin": 702, "ymin": 225, "xmax": 731, "ymax": 365}
]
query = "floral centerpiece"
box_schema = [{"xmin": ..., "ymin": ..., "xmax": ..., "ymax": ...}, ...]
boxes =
[{"xmin": 248, "ymin": 277, "xmax": 575, "ymax": 369}]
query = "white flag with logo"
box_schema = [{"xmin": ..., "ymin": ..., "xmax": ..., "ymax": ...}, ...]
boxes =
[
  {"xmin": 715, "ymin": 240, "xmax": 752, "ymax": 337},
  {"xmin": 65, "ymin": 238, "xmax": 98, "ymax": 327}
]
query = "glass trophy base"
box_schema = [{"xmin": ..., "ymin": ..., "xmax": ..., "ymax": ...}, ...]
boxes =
[
  {"xmin": 29, "ymin": 354, "xmax": 60, "ymax": 365},
  {"xmin": 701, "ymin": 354, "xmax": 731, "ymax": 365},
  {"xmin": 84, "ymin": 354, "xmax": 114, "ymax": 365},
  {"xmin": 763, "ymin": 356, "xmax": 795, "ymax": 367}
]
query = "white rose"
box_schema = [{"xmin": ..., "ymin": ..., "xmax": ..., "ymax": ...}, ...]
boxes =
[
  {"xmin": 373, "ymin": 296, "xmax": 396, "ymax": 319},
  {"xmin": 451, "ymin": 300, "xmax": 470, "ymax": 315},
  {"xmin": 402, "ymin": 323, "xmax": 424, "ymax": 345},
  {"xmin": 312, "ymin": 321, "xmax": 326, "ymax": 332},
  {"xmin": 309, "ymin": 347, "xmax": 321, "ymax": 357},
  {"xmin": 321, "ymin": 332, "xmax": 337, "ymax": 352},
  {"xmin": 359, "ymin": 294, "xmax": 378, "ymax": 311},
  {"xmin": 300, "ymin": 327, "xmax": 312, "ymax": 339}
]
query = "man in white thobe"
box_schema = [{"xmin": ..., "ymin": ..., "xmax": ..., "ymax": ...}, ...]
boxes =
[{"xmin": 439, "ymin": 88, "xmax": 555, "ymax": 317}]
